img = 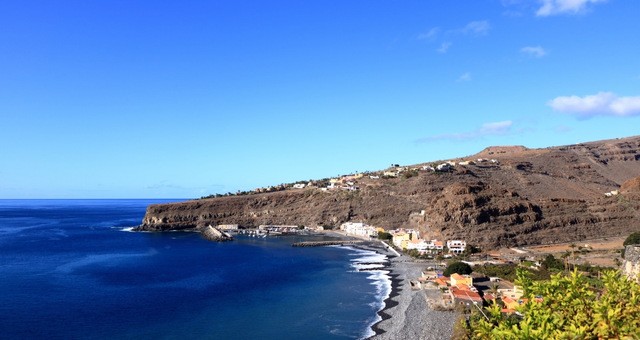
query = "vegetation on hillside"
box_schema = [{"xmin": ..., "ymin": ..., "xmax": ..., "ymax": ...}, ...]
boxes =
[{"xmin": 624, "ymin": 231, "xmax": 640, "ymax": 246}]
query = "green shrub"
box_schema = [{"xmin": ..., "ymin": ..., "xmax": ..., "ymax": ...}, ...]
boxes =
[{"xmin": 444, "ymin": 261, "xmax": 472, "ymax": 276}]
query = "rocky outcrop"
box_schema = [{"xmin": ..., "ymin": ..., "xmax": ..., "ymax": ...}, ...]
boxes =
[
  {"xmin": 201, "ymin": 225, "xmax": 233, "ymax": 242},
  {"xmin": 621, "ymin": 176, "xmax": 640, "ymax": 194},
  {"xmin": 623, "ymin": 245, "xmax": 640, "ymax": 282},
  {"xmin": 138, "ymin": 135, "xmax": 640, "ymax": 250}
]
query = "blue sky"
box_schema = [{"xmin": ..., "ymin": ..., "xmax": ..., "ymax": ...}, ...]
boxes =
[{"xmin": 1, "ymin": 0, "xmax": 639, "ymax": 198}]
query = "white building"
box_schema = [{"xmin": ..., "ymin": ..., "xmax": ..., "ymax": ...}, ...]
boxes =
[
  {"xmin": 447, "ymin": 240, "xmax": 467, "ymax": 254},
  {"xmin": 218, "ymin": 224, "xmax": 239, "ymax": 230},
  {"xmin": 407, "ymin": 239, "xmax": 445, "ymax": 254},
  {"xmin": 292, "ymin": 183, "xmax": 306, "ymax": 189},
  {"xmin": 341, "ymin": 222, "xmax": 377, "ymax": 238},
  {"xmin": 383, "ymin": 171, "xmax": 398, "ymax": 177},
  {"xmin": 436, "ymin": 163, "xmax": 453, "ymax": 172}
]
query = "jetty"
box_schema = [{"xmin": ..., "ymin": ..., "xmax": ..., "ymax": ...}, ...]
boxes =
[
  {"xmin": 201, "ymin": 225, "xmax": 233, "ymax": 242},
  {"xmin": 292, "ymin": 240, "xmax": 364, "ymax": 247}
]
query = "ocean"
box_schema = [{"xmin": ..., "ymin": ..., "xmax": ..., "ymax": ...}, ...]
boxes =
[{"xmin": 0, "ymin": 199, "xmax": 390, "ymax": 339}]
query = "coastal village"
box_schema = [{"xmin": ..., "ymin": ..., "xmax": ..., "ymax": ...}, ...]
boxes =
[{"xmin": 175, "ymin": 137, "xmax": 640, "ymax": 338}]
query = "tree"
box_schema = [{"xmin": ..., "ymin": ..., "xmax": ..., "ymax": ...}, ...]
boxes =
[
  {"xmin": 624, "ymin": 232, "xmax": 640, "ymax": 246},
  {"xmin": 444, "ymin": 261, "xmax": 472, "ymax": 276},
  {"xmin": 541, "ymin": 254, "xmax": 564, "ymax": 271},
  {"xmin": 489, "ymin": 283, "xmax": 500, "ymax": 298},
  {"xmin": 377, "ymin": 231, "xmax": 392, "ymax": 240}
]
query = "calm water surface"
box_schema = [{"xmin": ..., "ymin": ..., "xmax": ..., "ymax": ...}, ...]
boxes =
[{"xmin": 0, "ymin": 199, "xmax": 387, "ymax": 339}]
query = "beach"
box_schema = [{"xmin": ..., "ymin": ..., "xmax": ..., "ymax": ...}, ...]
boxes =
[{"xmin": 362, "ymin": 246, "xmax": 456, "ymax": 340}]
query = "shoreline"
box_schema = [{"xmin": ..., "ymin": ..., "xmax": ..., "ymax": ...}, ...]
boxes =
[{"xmin": 354, "ymin": 242, "xmax": 456, "ymax": 340}]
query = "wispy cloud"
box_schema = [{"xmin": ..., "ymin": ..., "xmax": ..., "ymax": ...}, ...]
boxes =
[
  {"xmin": 536, "ymin": 0, "xmax": 607, "ymax": 16},
  {"xmin": 521, "ymin": 46, "xmax": 548, "ymax": 58},
  {"xmin": 460, "ymin": 20, "xmax": 491, "ymax": 36},
  {"xmin": 417, "ymin": 27, "xmax": 440, "ymax": 41},
  {"xmin": 437, "ymin": 42, "xmax": 452, "ymax": 53},
  {"xmin": 548, "ymin": 92, "xmax": 640, "ymax": 118},
  {"xmin": 554, "ymin": 125, "xmax": 572, "ymax": 133},
  {"xmin": 417, "ymin": 21, "xmax": 489, "ymax": 54},
  {"xmin": 417, "ymin": 120, "xmax": 514, "ymax": 142},
  {"xmin": 457, "ymin": 72, "xmax": 472, "ymax": 82}
]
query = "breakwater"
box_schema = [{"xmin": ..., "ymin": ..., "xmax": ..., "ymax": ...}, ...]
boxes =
[{"xmin": 292, "ymin": 240, "xmax": 365, "ymax": 247}]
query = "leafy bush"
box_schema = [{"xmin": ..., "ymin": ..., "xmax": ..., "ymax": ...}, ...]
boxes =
[
  {"xmin": 377, "ymin": 231, "xmax": 392, "ymax": 240},
  {"xmin": 469, "ymin": 270, "xmax": 640, "ymax": 338},
  {"xmin": 624, "ymin": 232, "xmax": 640, "ymax": 246},
  {"xmin": 541, "ymin": 254, "xmax": 564, "ymax": 271},
  {"xmin": 444, "ymin": 262, "xmax": 472, "ymax": 276},
  {"xmin": 474, "ymin": 263, "xmax": 518, "ymax": 281}
]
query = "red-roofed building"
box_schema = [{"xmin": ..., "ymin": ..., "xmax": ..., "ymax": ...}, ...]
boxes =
[
  {"xmin": 450, "ymin": 286, "xmax": 482, "ymax": 305},
  {"xmin": 434, "ymin": 277, "xmax": 450, "ymax": 288}
]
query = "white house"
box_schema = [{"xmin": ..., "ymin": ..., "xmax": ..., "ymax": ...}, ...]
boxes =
[
  {"xmin": 293, "ymin": 183, "xmax": 306, "ymax": 189},
  {"xmin": 436, "ymin": 163, "xmax": 453, "ymax": 172},
  {"xmin": 447, "ymin": 240, "xmax": 467, "ymax": 254},
  {"xmin": 341, "ymin": 222, "xmax": 377, "ymax": 238}
]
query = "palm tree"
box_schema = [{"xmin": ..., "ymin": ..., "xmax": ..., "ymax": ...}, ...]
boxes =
[
  {"xmin": 489, "ymin": 283, "xmax": 500, "ymax": 299},
  {"xmin": 561, "ymin": 251, "xmax": 571, "ymax": 271}
]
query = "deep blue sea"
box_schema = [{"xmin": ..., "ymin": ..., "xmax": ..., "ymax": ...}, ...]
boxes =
[{"xmin": 0, "ymin": 199, "xmax": 390, "ymax": 339}]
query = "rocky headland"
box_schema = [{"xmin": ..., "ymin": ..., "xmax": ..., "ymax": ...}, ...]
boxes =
[{"xmin": 136, "ymin": 135, "xmax": 640, "ymax": 250}]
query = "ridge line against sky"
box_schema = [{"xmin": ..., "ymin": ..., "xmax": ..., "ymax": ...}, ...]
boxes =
[{"xmin": 0, "ymin": 0, "xmax": 638, "ymax": 198}]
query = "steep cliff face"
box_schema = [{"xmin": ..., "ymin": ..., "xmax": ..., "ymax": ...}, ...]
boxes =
[{"xmin": 139, "ymin": 135, "xmax": 640, "ymax": 249}]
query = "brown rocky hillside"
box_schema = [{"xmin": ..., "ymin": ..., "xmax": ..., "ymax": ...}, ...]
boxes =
[{"xmin": 138, "ymin": 136, "xmax": 640, "ymax": 249}]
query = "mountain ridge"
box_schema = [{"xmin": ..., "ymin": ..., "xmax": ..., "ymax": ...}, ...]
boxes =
[{"xmin": 137, "ymin": 135, "xmax": 640, "ymax": 249}]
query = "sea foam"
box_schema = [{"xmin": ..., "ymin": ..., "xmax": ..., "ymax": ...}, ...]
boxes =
[{"xmin": 339, "ymin": 246, "xmax": 392, "ymax": 339}]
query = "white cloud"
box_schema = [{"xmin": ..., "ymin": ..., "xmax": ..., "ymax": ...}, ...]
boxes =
[
  {"xmin": 521, "ymin": 46, "xmax": 548, "ymax": 58},
  {"xmin": 418, "ymin": 27, "xmax": 440, "ymax": 41},
  {"xmin": 461, "ymin": 20, "xmax": 491, "ymax": 35},
  {"xmin": 548, "ymin": 92, "xmax": 640, "ymax": 118},
  {"xmin": 437, "ymin": 42, "xmax": 452, "ymax": 53},
  {"xmin": 536, "ymin": 0, "xmax": 607, "ymax": 16},
  {"xmin": 457, "ymin": 72, "xmax": 472, "ymax": 82},
  {"xmin": 417, "ymin": 121, "xmax": 514, "ymax": 142}
]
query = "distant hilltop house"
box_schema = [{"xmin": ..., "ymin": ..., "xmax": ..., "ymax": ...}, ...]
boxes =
[
  {"xmin": 436, "ymin": 163, "xmax": 453, "ymax": 172},
  {"xmin": 604, "ymin": 190, "xmax": 619, "ymax": 197},
  {"xmin": 476, "ymin": 158, "xmax": 499, "ymax": 164},
  {"xmin": 383, "ymin": 171, "xmax": 398, "ymax": 177},
  {"xmin": 292, "ymin": 183, "xmax": 306, "ymax": 189}
]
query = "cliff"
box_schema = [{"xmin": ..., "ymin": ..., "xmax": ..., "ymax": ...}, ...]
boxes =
[{"xmin": 138, "ymin": 135, "xmax": 640, "ymax": 249}]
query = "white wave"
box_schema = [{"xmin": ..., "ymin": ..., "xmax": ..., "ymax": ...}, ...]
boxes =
[
  {"xmin": 120, "ymin": 226, "xmax": 136, "ymax": 232},
  {"xmin": 55, "ymin": 249, "xmax": 158, "ymax": 273},
  {"xmin": 353, "ymin": 263, "xmax": 386, "ymax": 271}
]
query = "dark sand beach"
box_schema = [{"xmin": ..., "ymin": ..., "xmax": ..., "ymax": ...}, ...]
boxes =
[{"xmin": 367, "ymin": 252, "xmax": 456, "ymax": 340}]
